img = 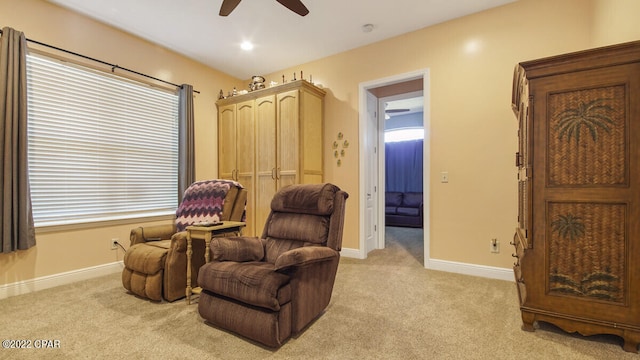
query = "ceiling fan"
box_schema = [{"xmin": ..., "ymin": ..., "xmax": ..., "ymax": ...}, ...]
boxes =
[
  {"xmin": 385, "ymin": 109, "xmax": 411, "ymax": 114},
  {"xmin": 219, "ymin": 0, "xmax": 310, "ymax": 16},
  {"xmin": 385, "ymin": 108, "xmax": 410, "ymax": 120}
]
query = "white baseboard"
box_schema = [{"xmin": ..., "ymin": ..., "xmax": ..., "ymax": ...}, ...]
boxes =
[
  {"xmin": 426, "ymin": 258, "xmax": 514, "ymax": 282},
  {"xmin": 340, "ymin": 247, "xmax": 366, "ymax": 259},
  {"xmin": 0, "ymin": 261, "xmax": 124, "ymax": 300},
  {"xmin": 341, "ymin": 247, "xmax": 513, "ymax": 282},
  {"xmin": 1, "ymin": 253, "xmax": 513, "ymax": 300}
]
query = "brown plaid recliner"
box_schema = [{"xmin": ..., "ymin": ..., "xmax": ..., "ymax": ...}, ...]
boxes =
[{"xmin": 197, "ymin": 183, "xmax": 348, "ymax": 347}]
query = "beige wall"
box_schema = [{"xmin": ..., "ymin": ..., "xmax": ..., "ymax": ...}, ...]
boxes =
[
  {"xmin": 591, "ymin": 0, "xmax": 640, "ymax": 46},
  {"xmin": 262, "ymin": 0, "xmax": 639, "ymax": 267},
  {"xmin": 1, "ymin": 0, "xmax": 639, "ymax": 287},
  {"xmin": 0, "ymin": 0, "xmax": 242, "ymax": 286}
]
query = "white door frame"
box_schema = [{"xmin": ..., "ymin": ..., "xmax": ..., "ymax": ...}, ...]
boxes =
[
  {"xmin": 358, "ymin": 69, "xmax": 431, "ymax": 267},
  {"xmin": 363, "ymin": 91, "xmax": 379, "ymax": 255},
  {"xmin": 377, "ymin": 89, "xmax": 424, "ymax": 249}
]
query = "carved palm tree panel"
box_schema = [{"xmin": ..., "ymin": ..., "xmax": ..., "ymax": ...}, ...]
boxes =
[
  {"xmin": 547, "ymin": 202, "xmax": 626, "ymax": 303},
  {"xmin": 547, "ymin": 85, "xmax": 626, "ymax": 186}
]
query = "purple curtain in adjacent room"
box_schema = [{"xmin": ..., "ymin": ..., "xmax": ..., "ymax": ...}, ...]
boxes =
[{"xmin": 385, "ymin": 139, "xmax": 423, "ymax": 193}]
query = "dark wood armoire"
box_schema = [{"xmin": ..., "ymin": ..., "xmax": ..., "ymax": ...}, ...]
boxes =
[{"xmin": 511, "ymin": 41, "xmax": 640, "ymax": 353}]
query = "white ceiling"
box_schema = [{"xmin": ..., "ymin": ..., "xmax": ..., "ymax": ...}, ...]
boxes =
[
  {"xmin": 48, "ymin": 0, "xmax": 516, "ymax": 80},
  {"xmin": 386, "ymin": 96, "xmax": 424, "ymax": 118}
]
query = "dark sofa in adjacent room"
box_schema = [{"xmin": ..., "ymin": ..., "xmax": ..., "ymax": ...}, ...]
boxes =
[{"xmin": 385, "ymin": 192, "xmax": 423, "ymax": 228}]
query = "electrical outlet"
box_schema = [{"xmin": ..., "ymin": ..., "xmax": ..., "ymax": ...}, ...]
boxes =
[
  {"xmin": 111, "ymin": 238, "xmax": 119, "ymax": 250},
  {"xmin": 490, "ymin": 238, "xmax": 500, "ymax": 253}
]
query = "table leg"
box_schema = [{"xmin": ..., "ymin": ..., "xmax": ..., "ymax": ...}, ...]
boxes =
[
  {"xmin": 186, "ymin": 232, "xmax": 193, "ymax": 305},
  {"xmin": 204, "ymin": 231, "xmax": 212, "ymax": 263}
]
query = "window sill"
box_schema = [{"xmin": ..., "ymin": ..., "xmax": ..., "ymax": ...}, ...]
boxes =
[{"xmin": 34, "ymin": 213, "xmax": 175, "ymax": 234}]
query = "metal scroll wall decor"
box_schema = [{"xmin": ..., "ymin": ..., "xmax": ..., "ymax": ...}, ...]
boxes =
[{"xmin": 333, "ymin": 132, "xmax": 349, "ymax": 166}]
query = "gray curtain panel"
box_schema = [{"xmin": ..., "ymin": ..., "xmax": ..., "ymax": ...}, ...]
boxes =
[
  {"xmin": 178, "ymin": 84, "xmax": 195, "ymax": 203},
  {"xmin": 0, "ymin": 27, "xmax": 35, "ymax": 253}
]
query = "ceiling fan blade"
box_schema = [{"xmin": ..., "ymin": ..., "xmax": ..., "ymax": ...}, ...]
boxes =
[
  {"xmin": 219, "ymin": 0, "xmax": 242, "ymax": 16},
  {"xmin": 276, "ymin": 0, "xmax": 309, "ymax": 16}
]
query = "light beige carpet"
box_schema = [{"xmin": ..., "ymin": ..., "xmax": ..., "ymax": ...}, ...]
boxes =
[{"xmin": 0, "ymin": 227, "xmax": 636, "ymax": 359}]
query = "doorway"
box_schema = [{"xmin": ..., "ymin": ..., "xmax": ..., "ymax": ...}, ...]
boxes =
[{"xmin": 358, "ymin": 69, "xmax": 430, "ymax": 267}]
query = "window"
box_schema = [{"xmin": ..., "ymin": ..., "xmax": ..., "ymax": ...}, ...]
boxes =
[
  {"xmin": 384, "ymin": 127, "xmax": 424, "ymax": 143},
  {"xmin": 26, "ymin": 53, "xmax": 179, "ymax": 227}
]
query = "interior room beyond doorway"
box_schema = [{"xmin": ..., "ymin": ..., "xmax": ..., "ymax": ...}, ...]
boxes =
[{"xmin": 359, "ymin": 70, "xmax": 429, "ymax": 267}]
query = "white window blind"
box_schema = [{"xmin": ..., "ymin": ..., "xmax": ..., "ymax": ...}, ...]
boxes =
[{"xmin": 26, "ymin": 53, "xmax": 179, "ymax": 227}]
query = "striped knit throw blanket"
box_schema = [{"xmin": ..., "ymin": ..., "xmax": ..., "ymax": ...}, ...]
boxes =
[{"xmin": 175, "ymin": 179, "xmax": 244, "ymax": 232}]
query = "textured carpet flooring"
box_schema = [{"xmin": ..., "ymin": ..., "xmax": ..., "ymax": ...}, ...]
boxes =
[{"xmin": 0, "ymin": 226, "xmax": 636, "ymax": 359}]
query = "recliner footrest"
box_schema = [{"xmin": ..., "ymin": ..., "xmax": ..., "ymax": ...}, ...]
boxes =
[
  {"xmin": 198, "ymin": 291, "xmax": 292, "ymax": 348},
  {"xmin": 124, "ymin": 241, "xmax": 170, "ymax": 274},
  {"xmin": 122, "ymin": 241, "xmax": 170, "ymax": 301}
]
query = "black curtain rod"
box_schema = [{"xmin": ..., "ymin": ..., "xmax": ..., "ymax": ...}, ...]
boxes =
[{"xmin": 1, "ymin": 28, "xmax": 200, "ymax": 94}]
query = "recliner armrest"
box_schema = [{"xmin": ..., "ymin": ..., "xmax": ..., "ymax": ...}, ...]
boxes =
[
  {"xmin": 210, "ymin": 236, "xmax": 265, "ymax": 262},
  {"xmin": 274, "ymin": 246, "xmax": 339, "ymax": 271},
  {"xmin": 130, "ymin": 224, "xmax": 177, "ymax": 246},
  {"xmin": 168, "ymin": 231, "xmax": 188, "ymax": 252}
]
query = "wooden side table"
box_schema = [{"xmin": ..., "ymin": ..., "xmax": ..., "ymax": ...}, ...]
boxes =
[{"xmin": 185, "ymin": 221, "xmax": 246, "ymax": 304}]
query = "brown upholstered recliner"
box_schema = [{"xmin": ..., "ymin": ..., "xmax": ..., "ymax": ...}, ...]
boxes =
[
  {"xmin": 122, "ymin": 179, "xmax": 247, "ymax": 302},
  {"xmin": 197, "ymin": 183, "xmax": 348, "ymax": 348}
]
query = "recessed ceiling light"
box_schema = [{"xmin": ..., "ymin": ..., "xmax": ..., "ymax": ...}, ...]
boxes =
[
  {"xmin": 240, "ymin": 41, "xmax": 254, "ymax": 51},
  {"xmin": 362, "ymin": 24, "xmax": 374, "ymax": 33}
]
